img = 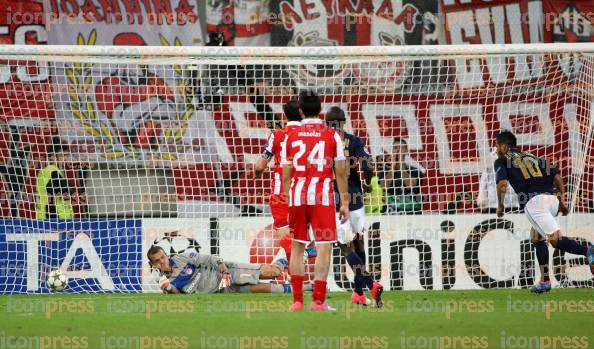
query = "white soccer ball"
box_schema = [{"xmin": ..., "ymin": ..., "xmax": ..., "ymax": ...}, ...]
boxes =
[
  {"xmin": 47, "ymin": 270, "xmax": 68, "ymax": 291},
  {"xmin": 153, "ymin": 233, "xmax": 201, "ymax": 257}
]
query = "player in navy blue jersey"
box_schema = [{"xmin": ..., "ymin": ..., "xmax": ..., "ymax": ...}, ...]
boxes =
[
  {"xmin": 494, "ymin": 130, "xmax": 594, "ymax": 293},
  {"xmin": 326, "ymin": 107, "xmax": 383, "ymax": 307}
]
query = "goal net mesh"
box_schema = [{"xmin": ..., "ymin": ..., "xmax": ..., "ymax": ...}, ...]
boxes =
[{"xmin": 0, "ymin": 45, "xmax": 593, "ymax": 293}]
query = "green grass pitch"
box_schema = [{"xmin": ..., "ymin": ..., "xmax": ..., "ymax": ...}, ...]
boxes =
[{"xmin": 1, "ymin": 289, "xmax": 592, "ymax": 349}]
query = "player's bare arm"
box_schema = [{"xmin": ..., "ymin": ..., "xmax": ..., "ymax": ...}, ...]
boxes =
[
  {"xmin": 335, "ymin": 158, "xmax": 349, "ymax": 223},
  {"xmin": 360, "ymin": 154, "xmax": 375, "ymax": 193},
  {"xmin": 496, "ymin": 179, "xmax": 507, "ymax": 217},
  {"xmin": 553, "ymin": 174, "xmax": 569, "ymax": 216},
  {"xmin": 281, "ymin": 164, "xmax": 292, "ymax": 203},
  {"xmin": 253, "ymin": 157, "xmax": 269, "ymax": 177}
]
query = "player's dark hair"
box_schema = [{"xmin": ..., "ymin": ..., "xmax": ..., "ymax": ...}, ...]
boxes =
[
  {"xmin": 299, "ymin": 90, "xmax": 322, "ymax": 117},
  {"xmin": 497, "ymin": 130, "xmax": 517, "ymax": 148},
  {"xmin": 147, "ymin": 245, "xmax": 165, "ymax": 264},
  {"xmin": 283, "ymin": 100, "xmax": 301, "ymax": 122},
  {"xmin": 325, "ymin": 106, "xmax": 346, "ymax": 129},
  {"xmin": 206, "ymin": 31, "xmax": 228, "ymax": 46},
  {"xmin": 393, "ymin": 137, "xmax": 408, "ymax": 147},
  {"xmin": 48, "ymin": 137, "xmax": 67, "ymax": 155}
]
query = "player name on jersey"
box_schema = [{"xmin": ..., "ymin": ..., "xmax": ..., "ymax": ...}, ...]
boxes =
[{"xmin": 298, "ymin": 131, "xmax": 321, "ymax": 137}]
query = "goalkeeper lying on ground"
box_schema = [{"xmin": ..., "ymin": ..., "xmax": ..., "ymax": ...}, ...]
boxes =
[{"xmin": 147, "ymin": 245, "xmax": 309, "ymax": 294}]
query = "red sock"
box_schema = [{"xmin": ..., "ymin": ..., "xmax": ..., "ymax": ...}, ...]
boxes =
[
  {"xmin": 291, "ymin": 274, "xmax": 304, "ymax": 303},
  {"xmin": 313, "ymin": 280, "xmax": 327, "ymax": 303},
  {"xmin": 280, "ymin": 235, "xmax": 292, "ymax": 263}
]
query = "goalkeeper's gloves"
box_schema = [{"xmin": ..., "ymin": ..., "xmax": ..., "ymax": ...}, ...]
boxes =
[
  {"xmin": 159, "ymin": 276, "xmax": 174, "ymax": 292},
  {"xmin": 218, "ymin": 273, "xmax": 232, "ymax": 291}
]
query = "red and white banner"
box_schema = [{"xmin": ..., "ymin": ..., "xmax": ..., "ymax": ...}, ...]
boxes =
[
  {"xmin": 43, "ymin": 0, "xmax": 226, "ymax": 165},
  {"xmin": 543, "ymin": 0, "xmax": 594, "ymax": 43},
  {"xmin": 0, "ymin": 0, "xmax": 52, "ymax": 120},
  {"xmin": 45, "ymin": 0, "xmax": 204, "ymax": 46},
  {"xmin": 441, "ymin": 0, "xmax": 543, "ymax": 45},
  {"xmin": 440, "ymin": 0, "xmax": 547, "ymax": 90},
  {"xmin": 51, "ymin": 66, "xmax": 225, "ymax": 163},
  {"xmin": 269, "ymin": 0, "xmax": 438, "ymax": 47},
  {"xmin": 200, "ymin": 89, "xmax": 591, "ymax": 215},
  {"xmin": 206, "ymin": 0, "xmax": 440, "ymax": 47},
  {"xmin": 0, "ymin": 1, "xmax": 58, "ymax": 219}
]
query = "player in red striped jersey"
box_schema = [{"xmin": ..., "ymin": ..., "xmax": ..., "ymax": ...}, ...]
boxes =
[
  {"xmin": 282, "ymin": 91, "xmax": 349, "ymax": 312},
  {"xmin": 254, "ymin": 100, "xmax": 302, "ymax": 264}
]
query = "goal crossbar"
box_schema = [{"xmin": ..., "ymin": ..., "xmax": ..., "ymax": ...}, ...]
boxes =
[{"xmin": 1, "ymin": 43, "xmax": 593, "ymax": 59}]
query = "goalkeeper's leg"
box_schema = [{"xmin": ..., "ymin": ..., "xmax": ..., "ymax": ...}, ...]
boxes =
[
  {"xmin": 224, "ymin": 283, "xmax": 313, "ymax": 293},
  {"xmin": 224, "ymin": 260, "xmax": 310, "ymax": 294},
  {"xmin": 228, "ymin": 284, "xmax": 288, "ymax": 293},
  {"xmin": 248, "ymin": 284, "xmax": 288, "ymax": 293},
  {"xmin": 223, "ymin": 258, "xmax": 310, "ymax": 294},
  {"xmin": 226, "ymin": 260, "xmax": 287, "ymax": 286},
  {"xmin": 259, "ymin": 261, "xmax": 286, "ymax": 279}
]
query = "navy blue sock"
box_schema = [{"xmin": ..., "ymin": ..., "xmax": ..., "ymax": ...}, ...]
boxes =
[
  {"xmin": 345, "ymin": 251, "xmax": 373, "ymax": 295},
  {"xmin": 355, "ymin": 248, "xmax": 366, "ymax": 265},
  {"xmin": 355, "ymin": 248, "xmax": 373, "ymax": 284},
  {"xmin": 533, "ymin": 240, "xmax": 550, "ymax": 283},
  {"xmin": 557, "ymin": 237, "xmax": 588, "ymax": 256}
]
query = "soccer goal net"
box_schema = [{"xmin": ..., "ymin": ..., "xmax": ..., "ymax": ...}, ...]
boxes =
[{"xmin": 0, "ymin": 44, "xmax": 593, "ymax": 293}]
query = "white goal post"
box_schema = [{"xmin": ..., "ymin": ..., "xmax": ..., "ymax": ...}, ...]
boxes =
[{"xmin": 0, "ymin": 43, "xmax": 593, "ymax": 293}]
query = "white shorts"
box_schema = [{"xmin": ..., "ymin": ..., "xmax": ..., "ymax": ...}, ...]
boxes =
[
  {"xmin": 524, "ymin": 194, "xmax": 560, "ymax": 237},
  {"xmin": 336, "ymin": 207, "xmax": 366, "ymax": 244}
]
